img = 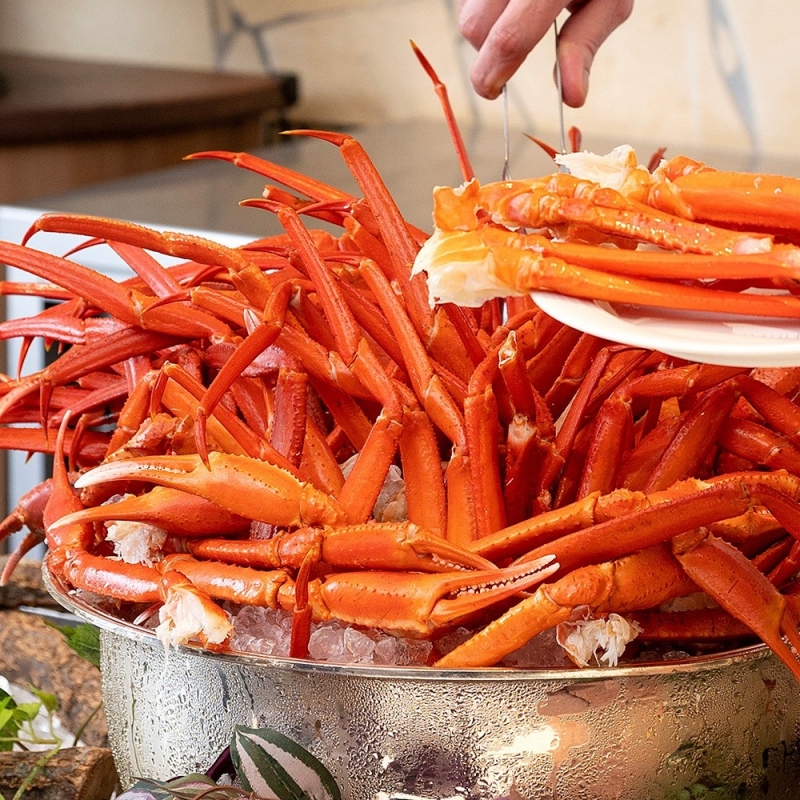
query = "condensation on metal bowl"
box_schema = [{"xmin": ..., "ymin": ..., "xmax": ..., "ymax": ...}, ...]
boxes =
[{"xmin": 45, "ymin": 563, "xmax": 800, "ymax": 800}]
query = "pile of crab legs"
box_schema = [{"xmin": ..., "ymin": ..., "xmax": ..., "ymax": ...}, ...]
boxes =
[{"xmin": 3, "ymin": 58, "xmax": 800, "ymax": 675}]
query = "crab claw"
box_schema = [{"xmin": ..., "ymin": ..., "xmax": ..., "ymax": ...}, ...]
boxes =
[
  {"xmin": 74, "ymin": 452, "xmax": 346, "ymax": 528},
  {"xmin": 50, "ymin": 486, "xmax": 251, "ymax": 538},
  {"xmin": 308, "ymin": 554, "xmax": 559, "ymax": 638}
]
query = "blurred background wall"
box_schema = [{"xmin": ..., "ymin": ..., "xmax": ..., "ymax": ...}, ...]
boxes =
[{"xmin": 0, "ymin": 0, "xmax": 793, "ymax": 162}]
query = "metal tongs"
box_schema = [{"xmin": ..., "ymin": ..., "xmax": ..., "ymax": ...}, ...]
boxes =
[
  {"xmin": 501, "ymin": 20, "xmax": 568, "ymax": 180},
  {"xmin": 553, "ymin": 20, "xmax": 569, "ymax": 169}
]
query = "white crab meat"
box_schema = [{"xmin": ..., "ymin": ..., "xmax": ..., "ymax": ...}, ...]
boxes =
[
  {"xmin": 155, "ymin": 585, "xmax": 232, "ymax": 650},
  {"xmin": 412, "ymin": 228, "xmax": 526, "ymax": 308},
  {"xmin": 103, "ymin": 500, "xmax": 167, "ymax": 567},
  {"xmin": 555, "ymin": 144, "xmax": 650, "ymax": 193},
  {"xmin": 556, "ymin": 613, "xmax": 642, "ymax": 668}
]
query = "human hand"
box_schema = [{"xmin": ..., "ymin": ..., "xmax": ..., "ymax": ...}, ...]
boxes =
[{"xmin": 457, "ymin": 0, "xmax": 634, "ymax": 106}]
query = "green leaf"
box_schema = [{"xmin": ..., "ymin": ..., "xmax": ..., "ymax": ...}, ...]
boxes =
[
  {"xmin": 119, "ymin": 773, "xmax": 221, "ymax": 799},
  {"xmin": 0, "ymin": 692, "xmax": 20, "ymax": 752},
  {"xmin": 0, "ymin": 708, "xmax": 13, "ymax": 730},
  {"xmin": 28, "ymin": 688, "xmax": 58, "ymax": 714},
  {"xmin": 0, "ymin": 720, "xmax": 17, "ymax": 751},
  {"xmin": 121, "ymin": 773, "xmax": 250, "ymax": 799},
  {"xmin": 47, "ymin": 622, "xmax": 101, "ymax": 668},
  {"xmin": 231, "ymin": 726, "xmax": 341, "ymax": 800},
  {"xmin": 11, "ymin": 702, "xmax": 41, "ymax": 722}
]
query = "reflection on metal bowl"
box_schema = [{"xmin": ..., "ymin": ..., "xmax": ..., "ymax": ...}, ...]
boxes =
[{"xmin": 44, "ymin": 562, "xmax": 800, "ymax": 799}]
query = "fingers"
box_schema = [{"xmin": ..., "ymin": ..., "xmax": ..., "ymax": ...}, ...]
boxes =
[
  {"xmin": 459, "ymin": 0, "xmax": 568, "ymax": 99},
  {"xmin": 558, "ymin": 0, "xmax": 634, "ymax": 106},
  {"xmin": 458, "ymin": 0, "xmax": 634, "ymax": 105}
]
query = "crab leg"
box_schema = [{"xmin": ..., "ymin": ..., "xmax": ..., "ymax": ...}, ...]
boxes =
[
  {"xmin": 415, "ymin": 228, "xmax": 800, "ymax": 318},
  {"xmin": 184, "ymin": 520, "xmax": 496, "ymax": 573},
  {"xmin": 440, "ymin": 482, "xmax": 800, "ymax": 670},
  {"xmin": 578, "ymin": 364, "xmax": 745, "ymax": 497},
  {"xmin": 162, "ymin": 552, "xmax": 558, "ymax": 640},
  {"xmin": 482, "ymin": 226, "xmax": 800, "ymax": 282},
  {"xmin": 0, "ymin": 479, "xmax": 52, "ymax": 584},
  {"xmin": 193, "ymin": 280, "xmax": 296, "ymax": 461},
  {"xmin": 672, "ymin": 528, "xmax": 800, "ymax": 682},
  {"xmin": 290, "ymin": 130, "xmax": 475, "ymax": 383},
  {"xmin": 650, "ymin": 157, "xmax": 800, "ymax": 233},
  {"xmin": 44, "ymin": 413, "xmax": 162, "ymax": 602},
  {"xmin": 474, "ymin": 174, "xmax": 775, "ymax": 256},
  {"xmin": 0, "ymin": 238, "xmax": 232, "ymax": 341},
  {"xmin": 49, "ymin": 486, "xmax": 250, "ymax": 538},
  {"xmin": 436, "ymin": 544, "xmax": 694, "ymax": 668}
]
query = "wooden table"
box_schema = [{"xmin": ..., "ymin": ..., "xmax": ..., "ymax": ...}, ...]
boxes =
[{"xmin": 0, "ymin": 53, "xmax": 297, "ymax": 204}]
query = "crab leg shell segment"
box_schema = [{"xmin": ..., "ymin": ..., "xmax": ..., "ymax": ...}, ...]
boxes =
[
  {"xmin": 161, "ymin": 553, "xmax": 289, "ymax": 607},
  {"xmin": 185, "ymin": 521, "xmax": 497, "ymax": 573},
  {"xmin": 650, "ymin": 162, "xmax": 800, "ymax": 231},
  {"xmin": 73, "ymin": 452, "xmax": 347, "ymax": 528},
  {"xmin": 478, "ymin": 225, "xmax": 800, "ymax": 283},
  {"xmin": 671, "ymin": 529, "xmax": 800, "ymax": 682},
  {"xmin": 473, "ymin": 175, "xmax": 774, "ymax": 256},
  {"xmin": 415, "ymin": 228, "xmax": 800, "ymax": 318}
]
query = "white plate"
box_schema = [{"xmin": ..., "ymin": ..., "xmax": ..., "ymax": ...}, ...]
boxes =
[{"xmin": 531, "ymin": 292, "xmax": 800, "ymax": 367}]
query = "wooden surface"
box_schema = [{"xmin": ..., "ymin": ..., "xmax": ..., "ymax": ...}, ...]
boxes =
[
  {"xmin": 0, "ymin": 557, "xmax": 115, "ymax": 797},
  {"xmin": 0, "ymin": 611, "xmax": 108, "ymax": 748},
  {"xmin": 0, "ymin": 54, "xmax": 298, "ymax": 204},
  {"xmin": 0, "ymin": 53, "xmax": 297, "ymax": 144},
  {"xmin": 0, "ymin": 747, "xmax": 117, "ymax": 800}
]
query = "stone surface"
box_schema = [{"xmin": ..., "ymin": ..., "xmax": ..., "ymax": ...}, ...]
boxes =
[
  {"xmin": 0, "ymin": 608, "xmax": 107, "ymax": 747},
  {"xmin": 0, "ymin": 557, "xmax": 56, "ymax": 609}
]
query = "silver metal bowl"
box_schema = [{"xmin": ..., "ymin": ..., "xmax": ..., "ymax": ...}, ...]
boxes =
[{"xmin": 45, "ymin": 563, "xmax": 800, "ymax": 799}]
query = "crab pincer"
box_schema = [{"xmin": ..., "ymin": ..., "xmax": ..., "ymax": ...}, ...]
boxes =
[{"xmin": 73, "ymin": 451, "xmax": 347, "ymax": 529}]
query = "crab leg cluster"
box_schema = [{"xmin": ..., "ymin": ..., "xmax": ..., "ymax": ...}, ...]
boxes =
[
  {"xmin": 413, "ymin": 144, "xmax": 800, "ymax": 318},
  {"xmin": 0, "ymin": 125, "xmax": 800, "ymax": 675}
]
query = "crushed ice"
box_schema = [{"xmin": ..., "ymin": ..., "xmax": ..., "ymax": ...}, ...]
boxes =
[
  {"xmin": 340, "ymin": 456, "xmax": 408, "ymax": 522},
  {"xmin": 227, "ymin": 606, "xmax": 434, "ymax": 666}
]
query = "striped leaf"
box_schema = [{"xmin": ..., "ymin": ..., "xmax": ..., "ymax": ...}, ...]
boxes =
[{"xmin": 231, "ymin": 726, "xmax": 342, "ymax": 800}]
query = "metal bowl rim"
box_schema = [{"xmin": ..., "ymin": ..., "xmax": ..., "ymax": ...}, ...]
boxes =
[{"xmin": 43, "ymin": 556, "xmax": 772, "ymax": 683}]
